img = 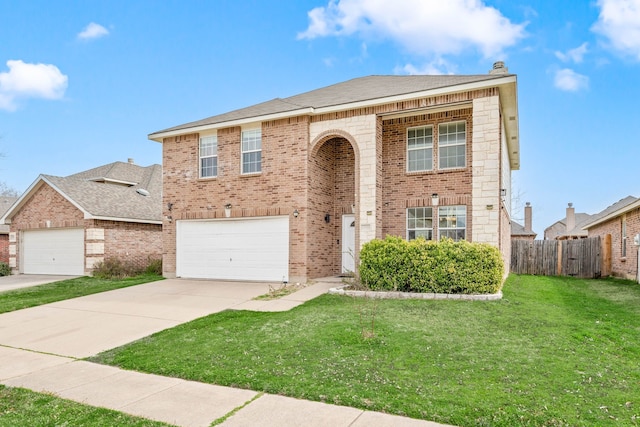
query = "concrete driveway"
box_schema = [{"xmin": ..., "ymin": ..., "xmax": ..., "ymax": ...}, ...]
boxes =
[
  {"xmin": 0, "ymin": 274, "xmax": 80, "ymax": 293},
  {"xmin": 0, "ymin": 279, "xmax": 273, "ymax": 358}
]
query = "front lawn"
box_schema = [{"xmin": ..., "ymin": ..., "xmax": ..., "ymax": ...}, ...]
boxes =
[
  {"xmin": 91, "ymin": 275, "xmax": 640, "ymax": 426},
  {"xmin": 0, "ymin": 385, "xmax": 174, "ymax": 426},
  {"xmin": 0, "ymin": 274, "xmax": 164, "ymax": 314}
]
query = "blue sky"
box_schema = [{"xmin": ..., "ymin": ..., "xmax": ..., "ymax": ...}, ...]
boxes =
[{"xmin": 1, "ymin": 0, "xmax": 639, "ymax": 235}]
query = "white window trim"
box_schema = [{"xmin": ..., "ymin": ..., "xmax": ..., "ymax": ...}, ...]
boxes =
[
  {"xmin": 199, "ymin": 134, "xmax": 218, "ymax": 178},
  {"xmin": 438, "ymin": 120, "xmax": 467, "ymax": 170},
  {"xmin": 622, "ymin": 216, "xmax": 627, "ymax": 258},
  {"xmin": 437, "ymin": 205, "xmax": 467, "ymax": 241},
  {"xmin": 241, "ymin": 128, "xmax": 262, "ymax": 175},
  {"xmin": 406, "ymin": 125, "xmax": 433, "ymax": 173},
  {"xmin": 406, "ymin": 207, "xmax": 433, "ymax": 241}
]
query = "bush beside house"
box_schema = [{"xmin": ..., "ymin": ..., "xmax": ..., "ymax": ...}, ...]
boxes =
[{"xmin": 359, "ymin": 236, "xmax": 504, "ymax": 294}]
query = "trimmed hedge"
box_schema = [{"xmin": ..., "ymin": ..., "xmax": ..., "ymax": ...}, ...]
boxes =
[{"xmin": 359, "ymin": 236, "xmax": 504, "ymax": 294}]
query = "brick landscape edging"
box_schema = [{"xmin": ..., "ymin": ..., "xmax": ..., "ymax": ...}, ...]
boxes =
[{"xmin": 328, "ymin": 286, "xmax": 503, "ymax": 301}]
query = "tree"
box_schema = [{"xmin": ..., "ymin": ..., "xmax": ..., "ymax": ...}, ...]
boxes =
[{"xmin": 0, "ymin": 181, "xmax": 18, "ymax": 197}]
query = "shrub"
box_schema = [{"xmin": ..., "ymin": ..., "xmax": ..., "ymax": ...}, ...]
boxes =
[
  {"xmin": 359, "ymin": 236, "xmax": 504, "ymax": 294},
  {"xmin": 145, "ymin": 258, "xmax": 163, "ymax": 275},
  {"xmin": 92, "ymin": 258, "xmax": 140, "ymax": 279},
  {"xmin": 0, "ymin": 262, "xmax": 11, "ymax": 277}
]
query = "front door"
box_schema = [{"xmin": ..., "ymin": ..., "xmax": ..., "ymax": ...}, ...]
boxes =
[{"xmin": 342, "ymin": 214, "xmax": 356, "ymax": 274}]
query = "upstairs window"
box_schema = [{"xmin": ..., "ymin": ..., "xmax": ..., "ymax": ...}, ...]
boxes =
[
  {"xmin": 407, "ymin": 126, "xmax": 433, "ymax": 172},
  {"xmin": 438, "ymin": 122, "xmax": 466, "ymax": 169},
  {"xmin": 407, "ymin": 207, "xmax": 433, "ymax": 240},
  {"xmin": 438, "ymin": 206, "xmax": 467, "ymax": 241},
  {"xmin": 242, "ymin": 129, "xmax": 262, "ymax": 174},
  {"xmin": 199, "ymin": 135, "xmax": 218, "ymax": 178}
]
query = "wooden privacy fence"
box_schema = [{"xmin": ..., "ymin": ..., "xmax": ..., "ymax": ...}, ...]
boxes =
[{"xmin": 511, "ymin": 235, "xmax": 611, "ymax": 278}]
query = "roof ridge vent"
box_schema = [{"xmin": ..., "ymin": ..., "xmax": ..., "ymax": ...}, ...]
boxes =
[{"xmin": 489, "ymin": 61, "xmax": 508, "ymax": 75}]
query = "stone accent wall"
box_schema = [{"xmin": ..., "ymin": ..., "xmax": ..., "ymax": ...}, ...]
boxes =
[
  {"xmin": 472, "ymin": 96, "xmax": 501, "ymax": 246},
  {"xmin": 310, "ymin": 115, "xmax": 376, "ymax": 249},
  {"xmin": 588, "ymin": 209, "xmax": 640, "ymax": 280}
]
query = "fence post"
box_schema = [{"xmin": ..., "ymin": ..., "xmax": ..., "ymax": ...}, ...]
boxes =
[
  {"xmin": 556, "ymin": 240, "xmax": 563, "ymax": 276},
  {"xmin": 602, "ymin": 234, "xmax": 612, "ymax": 277}
]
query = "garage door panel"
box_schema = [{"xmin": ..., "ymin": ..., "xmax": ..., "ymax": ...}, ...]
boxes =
[
  {"xmin": 23, "ymin": 229, "xmax": 85, "ymax": 275},
  {"xmin": 176, "ymin": 217, "xmax": 289, "ymax": 281}
]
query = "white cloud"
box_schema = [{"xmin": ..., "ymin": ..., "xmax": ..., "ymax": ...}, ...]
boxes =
[
  {"xmin": 555, "ymin": 42, "xmax": 589, "ymax": 63},
  {"xmin": 396, "ymin": 58, "xmax": 457, "ymax": 75},
  {"xmin": 0, "ymin": 60, "xmax": 68, "ymax": 111},
  {"xmin": 77, "ymin": 22, "xmax": 110, "ymax": 40},
  {"xmin": 554, "ymin": 68, "xmax": 589, "ymax": 92},
  {"xmin": 298, "ymin": 0, "xmax": 526, "ymax": 58},
  {"xmin": 592, "ymin": 0, "xmax": 640, "ymax": 60}
]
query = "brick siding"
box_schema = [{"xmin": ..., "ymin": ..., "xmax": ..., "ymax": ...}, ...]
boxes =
[
  {"xmin": 161, "ymin": 87, "xmax": 512, "ymax": 281},
  {"xmin": 588, "ymin": 208, "xmax": 640, "ymax": 279},
  {"xmin": 0, "ymin": 235, "xmax": 8, "ymax": 264},
  {"xmin": 9, "ymin": 182, "xmax": 162, "ymax": 274}
]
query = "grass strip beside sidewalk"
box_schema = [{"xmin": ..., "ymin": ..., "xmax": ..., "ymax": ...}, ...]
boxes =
[{"xmin": 91, "ymin": 275, "xmax": 640, "ymax": 427}]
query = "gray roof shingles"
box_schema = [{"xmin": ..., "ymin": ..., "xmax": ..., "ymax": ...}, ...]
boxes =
[
  {"xmin": 152, "ymin": 74, "xmax": 511, "ymax": 135},
  {"xmin": 44, "ymin": 162, "xmax": 162, "ymax": 222}
]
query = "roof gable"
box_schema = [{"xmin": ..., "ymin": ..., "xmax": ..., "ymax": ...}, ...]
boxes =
[{"xmin": 1, "ymin": 162, "xmax": 162, "ymax": 224}]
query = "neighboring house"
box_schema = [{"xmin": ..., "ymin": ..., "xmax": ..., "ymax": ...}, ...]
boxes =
[
  {"xmin": 511, "ymin": 202, "xmax": 537, "ymax": 241},
  {"xmin": 544, "ymin": 203, "xmax": 592, "ymax": 240},
  {"xmin": 0, "ymin": 160, "xmax": 162, "ymax": 275},
  {"xmin": 149, "ymin": 62, "xmax": 520, "ymax": 283},
  {"xmin": 0, "ymin": 197, "xmax": 18, "ymax": 264},
  {"xmin": 582, "ymin": 196, "xmax": 639, "ymax": 280}
]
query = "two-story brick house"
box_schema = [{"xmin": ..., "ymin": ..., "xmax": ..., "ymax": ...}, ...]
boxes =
[{"xmin": 150, "ymin": 62, "xmax": 520, "ymax": 283}]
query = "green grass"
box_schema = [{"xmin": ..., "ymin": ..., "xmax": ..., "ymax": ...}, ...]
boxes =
[
  {"xmin": 0, "ymin": 274, "xmax": 164, "ymax": 314},
  {"xmin": 90, "ymin": 275, "xmax": 640, "ymax": 426},
  {"xmin": 0, "ymin": 385, "xmax": 174, "ymax": 426}
]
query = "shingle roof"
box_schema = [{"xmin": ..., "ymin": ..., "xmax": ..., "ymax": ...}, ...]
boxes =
[
  {"xmin": 582, "ymin": 196, "xmax": 639, "ymax": 229},
  {"xmin": 0, "ymin": 197, "xmax": 17, "ymax": 233},
  {"xmin": 2, "ymin": 162, "xmax": 162, "ymax": 224},
  {"xmin": 511, "ymin": 221, "xmax": 536, "ymax": 237},
  {"xmin": 151, "ymin": 74, "xmax": 512, "ymax": 135}
]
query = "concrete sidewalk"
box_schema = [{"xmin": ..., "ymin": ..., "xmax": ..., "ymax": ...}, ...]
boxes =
[{"xmin": 0, "ymin": 278, "xmax": 455, "ymax": 427}]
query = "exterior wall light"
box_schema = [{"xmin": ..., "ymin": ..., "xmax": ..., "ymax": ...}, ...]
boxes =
[
  {"xmin": 431, "ymin": 193, "xmax": 439, "ymax": 206},
  {"xmin": 324, "ymin": 213, "xmax": 331, "ymax": 223},
  {"xmin": 224, "ymin": 203, "xmax": 232, "ymax": 218},
  {"xmin": 293, "ymin": 209, "xmax": 299, "ymax": 218}
]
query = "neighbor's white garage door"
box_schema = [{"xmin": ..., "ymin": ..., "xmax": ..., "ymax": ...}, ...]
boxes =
[
  {"xmin": 23, "ymin": 228, "xmax": 85, "ymax": 275},
  {"xmin": 176, "ymin": 217, "xmax": 289, "ymax": 281}
]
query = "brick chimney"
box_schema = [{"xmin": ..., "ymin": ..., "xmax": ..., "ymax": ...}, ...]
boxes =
[
  {"xmin": 524, "ymin": 202, "xmax": 533, "ymax": 233},
  {"xmin": 566, "ymin": 203, "xmax": 575, "ymax": 233},
  {"xmin": 127, "ymin": 158, "xmax": 135, "ymax": 164}
]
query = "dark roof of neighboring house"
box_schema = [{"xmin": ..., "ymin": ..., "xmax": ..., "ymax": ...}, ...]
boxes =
[
  {"xmin": 0, "ymin": 197, "xmax": 18, "ymax": 233},
  {"xmin": 582, "ymin": 196, "xmax": 639, "ymax": 229},
  {"xmin": 150, "ymin": 74, "xmax": 514, "ymax": 135},
  {"xmin": 511, "ymin": 221, "xmax": 537, "ymax": 237},
  {"xmin": 1, "ymin": 162, "xmax": 162, "ymax": 224}
]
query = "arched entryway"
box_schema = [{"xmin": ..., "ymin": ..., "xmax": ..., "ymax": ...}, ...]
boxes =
[{"xmin": 308, "ymin": 135, "xmax": 358, "ymax": 278}]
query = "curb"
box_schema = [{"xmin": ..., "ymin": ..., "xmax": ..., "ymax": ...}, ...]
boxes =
[{"xmin": 327, "ymin": 285, "xmax": 503, "ymax": 301}]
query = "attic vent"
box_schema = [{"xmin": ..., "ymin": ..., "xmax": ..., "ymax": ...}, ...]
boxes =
[{"xmin": 136, "ymin": 188, "xmax": 150, "ymax": 197}]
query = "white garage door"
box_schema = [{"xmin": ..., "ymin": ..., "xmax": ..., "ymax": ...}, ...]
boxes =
[
  {"xmin": 177, "ymin": 216, "xmax": 289, "ymax": 281},
  {"xmin": 23, "ymin": 228, "xmax": 85, "ymax": 275}
]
